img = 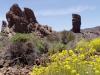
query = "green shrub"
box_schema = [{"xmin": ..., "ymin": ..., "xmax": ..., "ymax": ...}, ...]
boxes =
[
  {"xmin": 46, "ymin": 32, "xmax": 61, "ymax": 43},
  {"xmin": 11, "ymin": 33, "xmax": 30, "ymax": 43},
  {"xmin": 61, "ymin": 30, "xmax": 75, "ymax": 44},
  {"xmin": 35, "ymin": 39, "xmax": 45, "ymax": 53},
  {"xmin": 48, "ymin": 42, "xmax": 66, "ymax": 54}
]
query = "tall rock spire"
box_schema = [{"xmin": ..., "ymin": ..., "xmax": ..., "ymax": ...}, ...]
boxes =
[{"xmin": 72, "ymin": 14, "xmax": 81, "ymax": 33}]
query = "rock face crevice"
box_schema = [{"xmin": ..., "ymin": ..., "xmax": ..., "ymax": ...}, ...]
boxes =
[
  {"xmin": 2, "ymin": 4, "xmax": 52, "ymax": 37},
  {"xmin": 72, "ymin": 14, "xmax": 81, "ymax": 33}
]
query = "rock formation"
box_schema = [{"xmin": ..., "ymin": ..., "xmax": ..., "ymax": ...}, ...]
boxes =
[
  {"xmin": 72, "ymin": 14, "xmax": 81, "ymax": 33},
  {"xmin": 24, "ymin": 8, "xmax": 38, "ymax": 23},
  {"xmin": 6, "ymin": 4, "xmax": 28, "ymax": 33},
  {"xmin": 1, "ymin": 20, "xmax": 15, "ymax": 37},
  {"xmin": 1, "ymin": 21, "xmax": 7, "ymax": 33},
  {"xmin": 3, "ymin": 4, "xmax": 52, "ymax": 37}
]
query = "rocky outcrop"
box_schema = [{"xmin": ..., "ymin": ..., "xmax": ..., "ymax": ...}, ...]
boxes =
[
  {"xmin": 24, "ymin": 8, "xmax": 38, "ymax": 23},
  {"xmin": 72, "ymin": 14, "xmax": 81, "ymax": 33},
  {"xmin": 4, "ymin": 4, "xmax": 52, "ymax": 37},
  {"xmin": 6, "ymin": 4, "xmax": 28, "ymax": 33},
  {"xmin": 1, "ymin": 21, "xmax": 7, "ymax": 33},
  {"xmin": 1, "ymin": 20, "xmax": 15, "ymax": 37}
]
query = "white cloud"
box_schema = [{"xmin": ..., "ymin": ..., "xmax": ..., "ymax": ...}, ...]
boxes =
[{"xmin": 37, "ymin": 6, "xmax": 96, "ymax": 17}]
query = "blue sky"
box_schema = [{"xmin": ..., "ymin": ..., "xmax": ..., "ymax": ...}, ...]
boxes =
[{"xmin": 0, "ymin": 0, "xmax": 100, "ymax": 31}]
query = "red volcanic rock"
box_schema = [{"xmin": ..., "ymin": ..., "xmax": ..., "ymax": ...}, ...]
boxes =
[
  {"xmin": 10, "ymin": 4, "xmax": 23, "ymax": 17},
  {"xmin": 72, "ymin": 14, "xmax": 81, "ymax": 33},
  {"xmin": 24, "ymin": 8, "xmax": 38, "ymax": 23},
  {"xmin": 1, "ymin": 21, "xmax": 7, "ymax": 33},
  {"xmin": 2, "ymin": 21, "xmax": 7, "ymax": 27},
  {"xmin": 4, "ymin": 4, "xmax": 53, "ymax": 37},
  {"xmin": 6, "ymin": 4, "xmax": 28, "ymax": 33}
]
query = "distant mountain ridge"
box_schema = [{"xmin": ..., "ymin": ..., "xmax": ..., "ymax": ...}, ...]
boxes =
[{"xmin": 71, "ymin": 26, "xmax": 100, "ymax": 45}]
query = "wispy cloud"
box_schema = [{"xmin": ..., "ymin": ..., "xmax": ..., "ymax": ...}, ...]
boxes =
[{"xmin": 36, "ymin": 6, "xmax": 96, "ymax": 17}]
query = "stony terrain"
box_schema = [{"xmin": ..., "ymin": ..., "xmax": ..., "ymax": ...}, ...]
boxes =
[{"xmin": 0, "ymin": 4, "xmax": 100, "ymax": 75}]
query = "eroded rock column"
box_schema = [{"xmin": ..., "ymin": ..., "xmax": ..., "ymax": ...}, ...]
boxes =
[{"xmin": 72, "ymin": 14, "xmax": 81, "ymax": 33}]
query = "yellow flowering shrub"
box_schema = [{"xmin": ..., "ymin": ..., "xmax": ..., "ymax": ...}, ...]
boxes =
[{"xmin": 30, "ymin": 38, "xmax": 100, "ymax": 75}]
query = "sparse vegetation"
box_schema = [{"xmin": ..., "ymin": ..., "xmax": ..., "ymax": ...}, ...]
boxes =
[
  {"xmin": 48, "ymin": 42, "xmax": 67, "ymax": 55},
  {"xmin": 61, "ymin": 30, "xmax": 75, "ymax": 44},
  {"xmin": 11, "ymin": 33, "xmax": 31, "ymax": 43}
]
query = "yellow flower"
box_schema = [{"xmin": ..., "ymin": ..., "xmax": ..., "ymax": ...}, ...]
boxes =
[
  {"xmin": 62, "ymin": 50, "xmax": 67, "ymax": 55},
  {"xmin": 75, "ymin": 48, "xmax": 78, "ymax": 51},
  {"xmin": 80, "ymin": 48, "xmax": 83, "ymax": 51},
  {"xmin": 65, "ymin": 60, "xmax": 69, "ymax": 64},
  {"xmin": 84, "ymin": 61, "xmax": 87, "ymax": 64},
  {"xmin": 72, "ymin": 58, "xmax": 78, "ymax": 62},
  {"xmin": 95, "ymin": 70, "xmax": 100, "ymax": 74},
  {"xmin": 93, "ymin": 68, "xmax": 96, "ymax": 70},
  {"xmin": 69, "ymin": 50, "xmax": 74, "ymax": 55},
  {"xmin": 85, "ymin": 71, "xmax": 89, "ymax": 74},
  {"xmin": 65, "ymin": 57, "xmax": 71, "ymax": 61},
  {"xmin": 71, "ymin": 69, "xmax": 76, "ymax": 73},
  {"xmin": 56, "ymin": 70, "xmax": 59, "ymax": 73},
  {"xmin": 76, "ymin": 73, "xmax": 80, "ymax": 75},
  {"xmin": 67, "ymin": 65, "xmax": 71, "ymax": 70},
  {"xmin": 79, "ymin": 54, "xmax": 85, "ymax": 59}
]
